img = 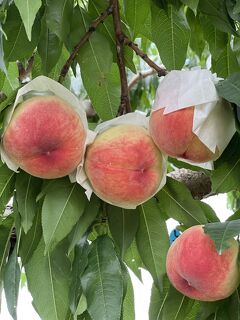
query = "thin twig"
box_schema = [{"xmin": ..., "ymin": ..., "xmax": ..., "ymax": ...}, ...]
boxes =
[
  {"xmin": 58, "ymin": 4, "xmax": 113, "ymax": 84},
  {"xmin": 111, "ymin": 0, "xmax": 131, "ymax": 115},
  {"xmin": 128, "ymin": 68, "xmax": 157, "ymax": 90},
  {"xmin": 17, "ymin": 55, "xmax": 35, "ymax": 84},
  {"xmin": 124, "ymin": 36, "xmax": 167, "ymax": 77}
]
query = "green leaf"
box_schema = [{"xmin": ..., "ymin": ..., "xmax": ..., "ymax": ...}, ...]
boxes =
[
  {"xmin": 228, "ymin": 290, "xmax": 240, "ymax": 320},
  {"xmin": 81, "ymin": 236, "xmax": 123, "ymax": 320},
  {"xmin": 68, "ymin": 194, "xmax": 100, "ymax": 254},
  {"xmin": 38, "ymin": 12, "xmax": 63, "ymax": 74},
  {"xmin": 122, "ymin": 272, "xmax": 135, "ymax": 320},
  {"xmin": 78, "ymin": 35, "xmax": 120, "ymax": 120},
  {"xmin": 0, "ymin": 164, "xmax": 15, "ymax": 216},
  {"xmin": 198, "ymin": 0, "xmax": 237, "ymax": 35},
  {"xmin": 157, "ymin": 178, "xmax": 208, "ymax": 227},
  {"xmin": 25, "ymin": 239, "xmax": 71, "ymax": 320},
  {"xmin": 162, "ymin": 285, "xmax": 194, "ymax": 320},
  {"xmin": 204, "ymin": 219, "xmax": 240, "ymax": 254},
  {"xmin": 200, "ymin": 15, "xmax": 228, "ymax": 59},
  {"xmin": 3, "ymin": 4, "xmax": 40, "ymax": 62},
  {"xmin": 42, "ymin": 178, "xmax": 87, "ymax": 252},
  {"xmin": 46, "ymin": 0, "xmax": 73, "ymax": 41},
  {"xmin": 15, "ymin": 171, "xmax": 42, "ymax": 233},
  {"xmin": 3, "ymin": 246, "xmax": 20, "ymax": 320},
  {"xmin": 148, "ymin": 278, "xmax": 170, "ymax": 320},
  {"xmin": 136, "ymin": 198, "xmax": 170, "ymax": 290},
  {"xmin": 0, "ymin": 215, "xmax": 14, "ymax": 279},
  {"xmin": 186, "ymin": 11, "xmax": 205, "ymax": 57},
  {"xmin": 125, "ymin": 0, "xmax": 151, "ymax": 39},
  {"xmin": 88, "ymin": 0, "xmax": 136, "ymax": 73},
  {"xmin": 198, "ymin": 201, "xmax": 220, "ymax": 223},
  {"xmin": 216, "ymin": 72, "xmax": 240, "ymax": 105},
  {"xmin": 14, "ymin": 0, "xmax": 42, "ymax": 41},
  {"xmin": 1, "ymin": 63, "xmax": 19, "ymax": 98},
  {"xmin": 69, "ymin": 240, "xmax": 89, "ymax": 315},
  {"xmin": 212, "ymin": 42, "xmax": 240, "ymax": 78},
  {"xmin": 211, "ymin": 134, "xmax": 240, "ymax": 193},
  {"xmin": 0, "ymin": 23, "xmax": 7, "ymax": 74},
  {"xmin": 151, "ymin": 4, "xmax": 190, "ymax": 70},
  {"xmin": 181, "ymin": 0, "xmax": 199, "ymax": 13},
  {"xmin": 19, "ymin": 202, "xmax": 42, "ymax": 265},
  {"xmin": 124, "ymin": 239, "xmax": 143, "ymax": 280},
  {"xmin": 107, "ymin": 205, "xmax": 139, "ymax": 259}
]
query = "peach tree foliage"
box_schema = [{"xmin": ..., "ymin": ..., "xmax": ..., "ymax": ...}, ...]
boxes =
[{"xmin": 0, "ymin": 0, "xmax": 240, "ymax": 320}]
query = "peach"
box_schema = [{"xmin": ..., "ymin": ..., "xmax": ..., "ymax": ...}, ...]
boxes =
[
  {"xmin": 84, "ymin": 124, "xmax": 164, "ymax": 208},
  {"xmin": 166, "ymin": 225, "xmax": 239, "ymax": 301},
  {"xmin": 2, "ymin": 95, "xmax": 86, "ymax": 179},
  {"xmin": 149, "ymin": 107, "xmax": 218, "ymax": 163}
]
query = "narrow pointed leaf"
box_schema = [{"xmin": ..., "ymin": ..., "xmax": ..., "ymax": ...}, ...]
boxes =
[
  {"xmin": 0, "ymin": 215, "xmax": 14, "ymax": 279},
  {"xmin": 68, "ymin": 195, "xmax": 100, "ymax": 255},
  {"xmin": 200, "ymin": 15, "xmax": 228, "ymax": 59},
  {"xmin": 198, "ymin": 0, "xmax": 237, "ymax": 35},
  {"xmin": 25, "ymin": 239, "xmax": 71, "ymax": 320},
  {"xmin": 216, "ymin": 72, "xmax": 240, "ymax": 105},
  {"xmin": 81, "ymin": 236, "xmax": 123, "ymax": 320},
  {"xmin": 3, "ymin": 4, "xmax": 40, "ymax": 62},
  {"xmin": 124, "ymin": 240, "xmax": 143, "ymax": 280},
  {"xmin": 3, "ymin": 247, "xmax": 20, "ymax": 320},
  {"xmin": 151, "ymin": 4, "xmax": 190, "ymax": 70},
  {"xmin": 122, "ymin": 272, "xmax": 135, "ymax": 320},
  {"xmin": 125, "ymin": 0, "xmax": 151, "ymax": 38},
  {"xmin": 149, "ymin": 279, "xmax": 170, "ymax": 320},
  {"xmin": 204, "ymin": 219, "xmax": 240, "ymax": 254},
  {"xmin": 157, "ymin": 178, "xmax": 208, "ymax": 226},
  {"xmin": 136, "ymin": 198, "xmax": 170, "ymax": 290},
  {"xmin": 211, "ymin": 134, "xmax": 240, "ymax": 193},
  {"xmin": 162, "ymin": 285, "xmax": 194, "ymax": 320},
  {"xmin": 107, "ymin": 205, "xmax": 139, "ymax": 259},
  {"xmin": 19, "ymin": 203, "xmax": 42, "ymax": 265},
  {"xmin": 0, "ymin": 24, "xmax": 7, "ymax": 73},
  {"xmin": 212, "ymin": 43, "xmax": 240, "ymax": 78},
  {"xmin": 0, "ymin": 164, "xmax": 15, "ymax": 215},
  {"xmin": 69, "ymin": 241, "xmax": 89, "ymax": 315},
  {"xmin": 38, "ymin": 13, "xmax": 63, "ymax": 74},
  {"xmin": 46, "ymin": 0, "xmax": 73, "ymax": 41},
  {"xmin": 79, "ymin": 43, "xmax": 120, "ymax": 120},
  {"xmin": 14, "ymin": 0, "xmax": 42, "ymax": 41},
  {"xmin": 42, "ymin": 178, "xmax": 86, "ymax": 252},
  {"xmin": 15, "ymin": 171, "xmax": 42, "ymax": 233}
]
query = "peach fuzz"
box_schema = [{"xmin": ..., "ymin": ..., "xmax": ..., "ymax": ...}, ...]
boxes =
[
  {"xmin": 84, "ymin": 124, "xmax": 164, "ymax": 208},
  {"xmin": 166, "ymin": 225, "xmax": 239, "ymax": 301},
  {"xmin": 149, "ymin": 107, "xmax": 218, "ymax": 163},
  {"xmin": 2, "ymin": 95, "xmax": 86, "ymax": 179}
]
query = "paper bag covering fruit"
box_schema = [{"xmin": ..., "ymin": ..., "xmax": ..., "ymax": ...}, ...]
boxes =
[{"xmin": 149, "ymin": 69, "xmax": 236, "ymax": 169}]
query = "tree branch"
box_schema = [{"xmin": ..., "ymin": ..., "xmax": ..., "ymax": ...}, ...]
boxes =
[
  {"xmin": 124, "ymin": 36, "xmax": 167, "ymax": 77},
  {"xmin": 168, "ymin": 169, "xmax": 212, "ymax": 200},
  {"xmin": 111, "ymin": 0, "xmax": 131, "ymax": 115},
  {"xmin": 128, "ymin": 68, "xmax": 157, "ymax": 90},
  {"xmin": 58, "ymin": 4, "xmax": 113, "ymax": 84}
]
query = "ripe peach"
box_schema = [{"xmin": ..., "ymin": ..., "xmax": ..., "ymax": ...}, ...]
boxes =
[
  {"xmin": 2, "ymin": 95, "xmax": 86, "ymax": 179},
  {"xmin": 84, "ymin": 124, "xmax": 164, "ymax": 208},
  {"xmin": 149, "ymin": 107, "xmax": 218, "ymax": 163},
  {"xmin": 166, "ymin": 225, "xmax": 239, "ymax": 301}
]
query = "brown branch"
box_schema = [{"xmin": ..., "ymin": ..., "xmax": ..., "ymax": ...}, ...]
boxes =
[
  {"xmin": 58, "ymin": 4, "xmax": 113, "ymax": 84},
  {"xmin": 17, "ymin": 55, "xmax": 35, "ymax": 84},
  {"xmin": 168, "ymin": 169, "xmax": 212, "ymax": 200},
  {"xmin": 128, "ymin": 68, "xmax": 157, "ymax": 90},
  {"xmin": 111, "ymin": 0, "xmax": 131, "ymax": 115},
  {"xmin": 124, "ymin": 36, "xmax": 167, "ymax": 77}
]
